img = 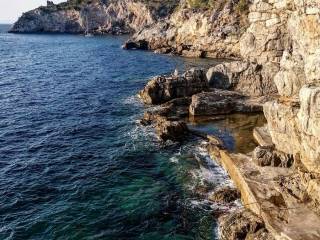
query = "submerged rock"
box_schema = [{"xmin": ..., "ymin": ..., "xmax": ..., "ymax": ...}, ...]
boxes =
[{"xmin": 138, "ymin": 68, "xmax": 208, "ymax": 104}]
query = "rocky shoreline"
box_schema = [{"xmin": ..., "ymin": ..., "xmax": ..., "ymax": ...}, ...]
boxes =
[
  {"xmin": 137, "ymin": 63, "xmax": 320, "ymax": 239},
  {"xmin": 11, "ymin": 0, "xmax": 320, "ymax": 239},
  {"xmin": 137, "ymin": 66, "xmax": 277, "ymax": 239}
]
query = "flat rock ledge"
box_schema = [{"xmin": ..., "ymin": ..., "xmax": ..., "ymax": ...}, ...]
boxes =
[
  {"xmin": 189, "ymin": 89, "xmax": 272, "ymax": 116},
  {"xmin": 207, "ymin": 134, "xmax": 320, "ymax": 240}
]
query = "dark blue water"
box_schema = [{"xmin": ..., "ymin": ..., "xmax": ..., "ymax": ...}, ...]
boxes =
[{"xmin": 0, "ymin": 24, "xmax": 239, "ymax": 240}]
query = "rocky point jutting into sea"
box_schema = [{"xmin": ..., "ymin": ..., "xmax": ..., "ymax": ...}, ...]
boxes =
[{"xmin": 10, "ymin": 0, "xmax": 320, "ymax": 239}]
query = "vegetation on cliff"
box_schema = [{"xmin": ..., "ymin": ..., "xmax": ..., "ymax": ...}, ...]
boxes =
[{"xmin": 186, "ymin": 0, "xmax": 249, "ymax": 13}]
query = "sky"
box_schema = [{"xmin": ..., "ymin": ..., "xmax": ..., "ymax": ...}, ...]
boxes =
[{"xmin": 0, "ymin": 0, "xmax": 65, "ymax": 23}]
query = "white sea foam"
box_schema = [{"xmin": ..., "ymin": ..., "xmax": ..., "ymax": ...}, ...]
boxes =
[
  {"xmin": 184, "ymin": 140, "xmax": 242, "ymax": 221},
  {"xmin": 169, "ymin": 156, "xmax": 179, "ymax": 163},
  {"xmin": 123, "ymin": 95, "xmax": 141, "ymax": 106},
  {"xmin": 192, "ymin": 142, "xmax": 233, "ymax": 188}
]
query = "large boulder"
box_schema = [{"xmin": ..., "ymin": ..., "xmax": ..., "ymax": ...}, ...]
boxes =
[
  {"xmin": 123, "ymin": 40, "xmax": 149, "ymax": 50},
  {"xmin": 138, "ymin": 68, "xmax": 209, "ymax": 104},
  {"xmin": 155, "ymin": 118, "xmax": 189, "ymax": 142},
  {"xmin": 141, "ymin": 97, "xmax": 192, "ymax": 125},
  {"xmin": 189, "ymin": 89, "xmax": 268, "ymax": 116},
  {"xmin": 206, "ymin": 61, "xmax": 278, "ymax": 96}
]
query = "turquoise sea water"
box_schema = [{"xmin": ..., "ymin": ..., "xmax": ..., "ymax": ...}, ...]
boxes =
[{"xmin": 0, "ymin": 24, "xmax": 245, "ymax": 240}]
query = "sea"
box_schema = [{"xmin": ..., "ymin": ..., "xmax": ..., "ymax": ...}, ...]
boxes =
[{"xmin": 0, "ymin": 24, "xmax": 262, "ymax": 240}]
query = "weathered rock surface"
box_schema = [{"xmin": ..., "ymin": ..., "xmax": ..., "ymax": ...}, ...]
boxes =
[
  {"xmin": 139, "ymin": 97, "xmax": 191, "ymax": 142},
  {"xmin": 253, "ymin": 125, "xmax": 273, "ymax": 147},
  {"xmin": 237, "ymin": 0, "xmax": 320, "ymax": 177},
  {"xmin": 10, "ymin": 0, "xmax": 177, "ymax": 34},
  {"xmin": 252, "ymin": 145, "xmax": 294, "ymax": 168},
  {"xmin": 138, "ymin": 68, "xmax": 208, "ymax": 104},
  {"xmin": 189, "ymin": 89, "xmax": 271, "ymax": 116},
  {"xmin": 219, "ymin": 209, "xmax": 273, "ymax": 240},
  {"xmin": 125, "ymin": 0, "xmax": 249, "ymax": 58},
  {"xmin": 264, "ymin": 96, "xmax": 320, "ymax": 174},
  {"xmin": 209, "ymin": 186, "xmax": 240, "ymax": 203},
  {"xmin": 155, "ymin": 117, "xmax": 189, "ymax": 142},
  {"xmin": 141, "ymin": 97, "xmax": 192, "ymax": 125},
  {"xmin": 208, "ymin": 142, "xmax": 320, "ymax": 240},
  {"xmin": 206, "ymin": 61, "xmax": 278, "ymax": 96}
]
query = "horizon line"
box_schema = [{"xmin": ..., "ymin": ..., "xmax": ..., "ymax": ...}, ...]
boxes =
[{"xmin": 0, "ymin": 21, "xmax": 14, "ymax": 24}]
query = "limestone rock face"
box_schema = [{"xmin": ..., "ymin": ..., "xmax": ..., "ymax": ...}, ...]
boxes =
[
  {"xmin": 219, "ymin": 209, "xmax": 273, "ymax": 240},
  {"xmin": 138, "ymin": 68, "xmax": 208, "ymax": 104},
  {"xmin": 189, "ymin": 89, "xmax": 269, "ymax": 116},
  {"xmin": 252, "ymin": 146, "xmax": 294, "ymax": 167},
  {"xmin": 239, "ymin": 0, "xmax": 290, "ymax": 65},
  {"xmin": 125, "ymin": 0, "xmax": 247, "ymax": 58},
  {"xmin": 10, "ymin": 0, "xmax": 165, "ymax": 34},
  {"xmin": 250, "ymin": 0, "xmax": 320, "ymax": 174},
  {"xmin": 206, "ymin": 61, "xmax": 278, "ymax": 96}
]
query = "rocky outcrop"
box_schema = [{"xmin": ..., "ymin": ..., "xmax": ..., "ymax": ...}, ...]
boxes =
[
  {"xmin": 135, "ymin": 0, "xmax": 320, "ymax": 237},
  {"xmin": 155, "ymin": 117, "xmax": 189, "ymax": 142},
  {"xmin": 125, "ymin": 0, "xmax": 249, "ymax": 58},
  {"xmin": 208, "ymin": 137, "xmax": 320, "ymax": 240},
  {"xmin": 189, "ymin": 89, "xmax": 270, "ymax": 116},
  {"xmin": 138, "ymin": 68, "xmax": 208, "ymax": 104},
  {"xmin": 10, "ymin": 0, "xmax": 177, "ymax": 34},
  {"xmin": 219, "ymin": 209, "xmax": 273, "ymax": 240},
  {"xmin": 206, "ymin": 61, "xmax": 278, "ymax": 96},
  {"xmin": 250, "ymin": 0, "xmax": 320, "ymax": 175},
  {"xmin": 209, "ymin": 186, "xmax": 240, "ymax": 203},
  {"xmin": 252, "ymin": 145, "xmax": 294, "ymax": 168}
]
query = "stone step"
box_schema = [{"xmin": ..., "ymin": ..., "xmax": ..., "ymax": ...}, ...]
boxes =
[{"xmin": 253, "ymin": 124, "xmax": 274, "ymax": 147}]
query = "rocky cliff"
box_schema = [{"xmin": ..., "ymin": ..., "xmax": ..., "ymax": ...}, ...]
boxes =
[
  {"xmin": 11, "ymin": 0, "xmax": 320, "ymax": 238},
  {"xmin": 237, "ymin": 0, "xmax": 320, "ymax": 175},
  {"xmin": 133, "ymin": 0, "xmax": 320, "ymax": 238},
  {"xmin": 125, "ymin": 0, "xmax": 249, "ymax": 58},
  {"xmin": 13, "ymin": 0, "xmax": 319, "ymax": 192},
  {"xmin": 10, "ymin": 0, "xmax": 178, "ymax": 34}
]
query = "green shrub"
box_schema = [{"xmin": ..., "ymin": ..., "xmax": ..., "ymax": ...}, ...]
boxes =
[
  {"xmin": 187, "ymin": 0, "xmax": 219, "ymax": 9},
  {"xmin": 236, "ymin": 0, "xmax": 249, "ymax": 13}
]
